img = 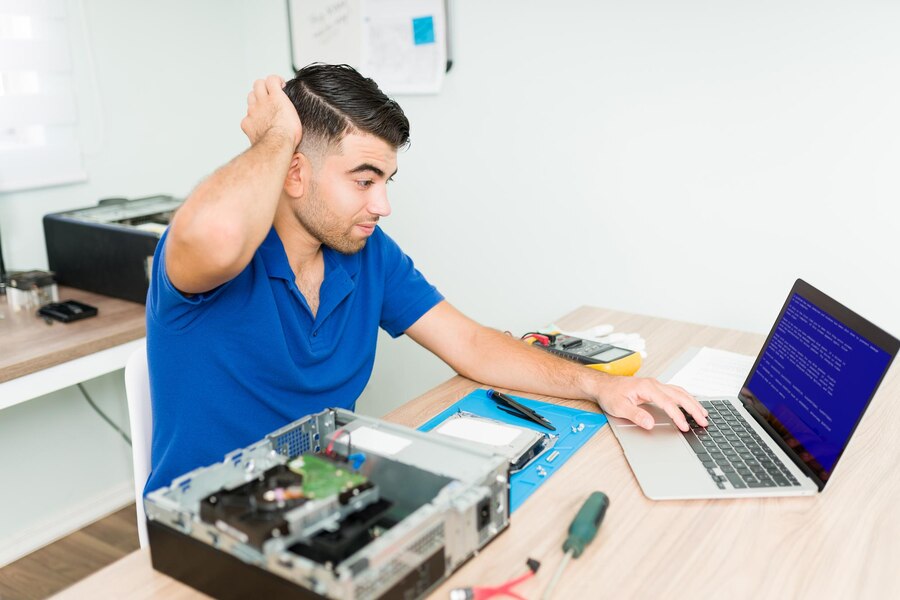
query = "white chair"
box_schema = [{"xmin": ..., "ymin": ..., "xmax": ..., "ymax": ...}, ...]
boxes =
[{"xmin": 124, "ymin": 343, "xmax": 153, "ymax": 549}]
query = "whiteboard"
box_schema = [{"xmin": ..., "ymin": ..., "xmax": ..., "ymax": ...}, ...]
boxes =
[
  {"xmin": 287, "ymin": 0, "xmax": 364, "ymax": 68},
  {"xmin": 286, "ymin": 0, "xmax": 450, "ymax": 94}
]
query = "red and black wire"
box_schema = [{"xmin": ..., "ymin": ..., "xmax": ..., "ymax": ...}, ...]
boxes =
[
  {"xmin": 450, "ymin": 558, "xmax": 541, "ymax": 600},
  {"xmin": 521, "ymin": 332, "xmax": 556, "ymax": 347}
]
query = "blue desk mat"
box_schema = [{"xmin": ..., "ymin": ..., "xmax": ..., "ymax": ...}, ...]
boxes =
[{"xmin": 418, "ymin": 389, "xmax": 607, "ymax": 512}]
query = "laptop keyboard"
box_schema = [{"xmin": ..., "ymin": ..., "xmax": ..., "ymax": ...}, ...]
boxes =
[{"xmin": 680, "ymin": 400, "xmax": 801, "ymax": 490}]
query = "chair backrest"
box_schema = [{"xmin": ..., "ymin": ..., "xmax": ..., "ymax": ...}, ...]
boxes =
[{"xmin": 124, "ymin": 343, "xmax": 152, "ymax": 549}]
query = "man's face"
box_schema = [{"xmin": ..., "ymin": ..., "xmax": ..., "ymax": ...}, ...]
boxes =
[{"xmin": 294, "ymin": 132, "xmax": 397, "ymax": 255}]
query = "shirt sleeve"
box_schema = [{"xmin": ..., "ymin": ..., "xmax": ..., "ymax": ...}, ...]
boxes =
[
  {"xmin": 378, "ymin": 230, "xmax": 444, "ymax": 338},
  {"xmin": 146, "ymin": 229, "xmax": 233, "ymax": 332}
]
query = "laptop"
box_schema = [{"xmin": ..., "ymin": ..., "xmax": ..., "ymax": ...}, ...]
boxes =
[{"xmin": 609, "ymin": 279, "xmax": 899, "ymax": 499}]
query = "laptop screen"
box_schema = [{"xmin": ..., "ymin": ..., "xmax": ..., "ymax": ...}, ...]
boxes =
[{"xmin": 739, "ymin": 281, "xmax": 897, "ymax": 489}]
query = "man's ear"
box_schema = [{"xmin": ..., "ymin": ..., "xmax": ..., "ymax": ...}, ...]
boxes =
[{"xmin": 283, "ymin": 152, "xmax": 312, "ymax": 198}]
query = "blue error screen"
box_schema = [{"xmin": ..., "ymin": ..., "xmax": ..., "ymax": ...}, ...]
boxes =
[{"xmin": 746, "ymin": 294, "xmax": 892, "ymax": 473}]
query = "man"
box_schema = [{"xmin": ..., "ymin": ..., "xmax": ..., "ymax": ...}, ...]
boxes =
[{"xmin": 145, "ymin": 64, "xmax": 706, "ymax": 493}]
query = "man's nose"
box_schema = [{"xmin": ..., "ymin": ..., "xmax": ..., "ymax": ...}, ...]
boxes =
[{"xmin": 370, "ymin": 187, "xmax": 391, "ymax": 218}]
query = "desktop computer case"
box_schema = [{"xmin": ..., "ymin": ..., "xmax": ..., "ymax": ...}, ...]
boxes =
[
  {"xmin": 144, "ymin": 409, "xmax": 511, "ymax": 599},
  {"xmin": 43, "ymin": 195, "xmax": 181, "ymax": 303}
]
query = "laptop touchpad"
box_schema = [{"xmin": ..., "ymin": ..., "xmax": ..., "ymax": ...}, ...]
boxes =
[{"xmin": 608, "ymin": 404, "xmax": 673, "ymax": 427}]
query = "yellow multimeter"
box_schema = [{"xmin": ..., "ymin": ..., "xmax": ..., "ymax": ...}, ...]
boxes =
[{"xmin": 526, "ymin": 333, "xmax": 642, "ymax": 376}]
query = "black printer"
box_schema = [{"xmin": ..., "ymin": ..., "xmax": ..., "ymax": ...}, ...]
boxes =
[{"xmin": 43, "ymin": 195, "xmax": 182, "ymax": 303}]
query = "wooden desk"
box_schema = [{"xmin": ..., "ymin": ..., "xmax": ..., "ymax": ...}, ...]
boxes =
[
  {"xmin": 0, "ymin": 286, "xmax": 146, "ymax": 409},
  {"xmin": 51, "ymin": 307, "xmax": 900, "ymax": 599}
]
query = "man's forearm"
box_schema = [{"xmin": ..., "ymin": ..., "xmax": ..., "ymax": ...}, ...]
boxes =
[
  {"xmin": 407, "ymin": 302, "xmax": 707, "ymax": 430},
  {"xmin": 455, "ymin": 326, "xmax": 601, "ymax": 401},
  {"xmin": 455, "ymin": 326, "xmax": 705, "ymax": 431}
]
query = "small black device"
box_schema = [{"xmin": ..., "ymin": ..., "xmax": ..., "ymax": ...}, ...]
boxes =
[
  {"xmin": 37, "ymin": 299, "xmax": 99, "ymax": 323},
  {"xmin": 531, "ymin": 333, "xmax": 642, "ymax": 376}
]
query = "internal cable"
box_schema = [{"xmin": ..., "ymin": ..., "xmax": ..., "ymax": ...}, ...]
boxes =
[
  {"xmin": 325, "ymin": 428, "xmax": 353, "ymax": 460},
  {"xmin": 77, "ymin": 383, "xmax": 132, "ymax": 446}
]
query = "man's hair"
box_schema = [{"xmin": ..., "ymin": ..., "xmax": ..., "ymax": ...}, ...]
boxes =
[{"xmin": 283, "ymin": 64, "xmax": 410, "ymax": 154}]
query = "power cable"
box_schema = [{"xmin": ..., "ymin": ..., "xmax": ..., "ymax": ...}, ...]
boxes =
[{"xmin": 77, "ymin": 382, "xmax": 132, "ymax": 447}]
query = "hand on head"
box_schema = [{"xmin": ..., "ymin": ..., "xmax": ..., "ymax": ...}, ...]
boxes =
[{"xmin": 240, "ymin": 75, "xmax": 303, "ymax": 149}]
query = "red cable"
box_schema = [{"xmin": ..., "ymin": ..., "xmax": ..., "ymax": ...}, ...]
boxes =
[
  {"xmin": 325, "ymin": 428, "xmax": 345, "ymax": 457},
  {"xmin": 471, "ymin": 571, "xmax": 535, "ymax": 600},
  {"xmin": 523, "ymin": 333, "xmax": 550, "ymax": 346}
]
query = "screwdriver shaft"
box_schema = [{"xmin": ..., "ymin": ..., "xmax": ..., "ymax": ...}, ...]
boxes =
[{"xmin": 541, "ymin": 550, "xmax": 572, "ymax": 600}]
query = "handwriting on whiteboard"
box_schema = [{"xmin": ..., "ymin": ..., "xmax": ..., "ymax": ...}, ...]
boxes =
[{"xmin": 309, "ymin": 1, "xmax": 351, "ymax": 44}]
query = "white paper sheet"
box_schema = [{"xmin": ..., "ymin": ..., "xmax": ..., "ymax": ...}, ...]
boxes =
[{"xmin": 666, "ymin": 347, "xmax": 756, "ymax": 397}]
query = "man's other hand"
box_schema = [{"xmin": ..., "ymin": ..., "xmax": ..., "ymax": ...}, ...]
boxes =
[
  {"xmin": 593, "ymin": 377, "xmax": 708, "ymax": 432},
  {"xmin": 240, "ymin": 75, "xmax": 302, "ymax": 149}
]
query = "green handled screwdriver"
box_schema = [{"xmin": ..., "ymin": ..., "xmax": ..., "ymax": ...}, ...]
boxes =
[{"xmin": 541, "ymin": 491, "xmax": 610, "ymax": 600}]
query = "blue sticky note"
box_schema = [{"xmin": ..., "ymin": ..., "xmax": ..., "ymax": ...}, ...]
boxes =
[{"xmin": 412, "ymin": 16, "xmax": 435, "ymax": 45}]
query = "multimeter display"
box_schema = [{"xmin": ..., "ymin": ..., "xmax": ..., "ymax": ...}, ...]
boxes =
[
  {"xmin": 593, "ymin": 346, "xmax": 633, "ymax": 362},
  {"xmin": 525, "ymin": 332, "xmax": 643, "ymax": 376},
  {"xmin": 547, "ymin": 335, "xmax": 632, "ymax": 364}
]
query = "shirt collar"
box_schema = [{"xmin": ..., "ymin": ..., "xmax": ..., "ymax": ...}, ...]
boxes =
[
  {"xmin": 258, "ymin": 227, "xmax": 295, "ymax": 281},
  {"xmin": 258, "ymin": 227, "xmax": 362, "ymax": 282}
]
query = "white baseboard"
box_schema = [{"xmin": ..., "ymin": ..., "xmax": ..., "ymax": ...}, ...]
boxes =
[{"xmin": 0, "ymin": 481, "xmax": 135, "ymax": 568}]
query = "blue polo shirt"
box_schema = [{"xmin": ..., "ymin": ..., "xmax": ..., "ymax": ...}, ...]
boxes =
[{"xmin": 144, "ymin": 226, "xmax": 443, "ymax": 494}]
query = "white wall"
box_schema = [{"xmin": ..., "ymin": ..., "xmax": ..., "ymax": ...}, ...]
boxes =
[
  {"xmin": 1, "ymin": 0, "xmax": 898, "ymax": 560},
  {"xmin": 365, "ymin": 0, "xmax": 900, "ymax": 413},
  {"xmin": 392, "ymin": 0, "xmax": 900, "ymax": 332}
]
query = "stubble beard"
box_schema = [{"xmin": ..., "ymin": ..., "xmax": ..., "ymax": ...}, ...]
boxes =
[{"xmin": 295, "ymin": 182, "xmax": 370, "ymax": 255}]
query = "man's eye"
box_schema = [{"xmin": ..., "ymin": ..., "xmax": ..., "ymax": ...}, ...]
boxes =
[{"xmin": 357, "ymin": 180, "xmax": 374, "ymax": 189}]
